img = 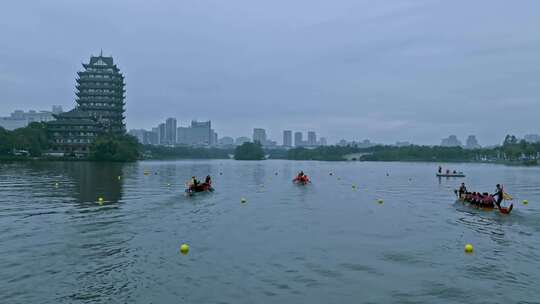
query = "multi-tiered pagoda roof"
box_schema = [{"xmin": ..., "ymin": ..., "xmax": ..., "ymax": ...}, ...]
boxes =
[
  {"xmin": 75, "ymin": 53, "xmax": 126, "ymax": 134},
  {"xmin": 47, "ymin": 52, "xmax": 126, "ymax": 156}
]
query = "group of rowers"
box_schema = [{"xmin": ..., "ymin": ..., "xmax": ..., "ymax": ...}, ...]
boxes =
[
  {"xmin": 293, "ymin": 171, "xmax": 310, "ymax": 183},
  {"xmin": 188, "ymin": 175, "xmax": 213, "ymax": 192},
  {"xmin": 457, "ymin": 183, "xmax": 504, "ymax": 208}
]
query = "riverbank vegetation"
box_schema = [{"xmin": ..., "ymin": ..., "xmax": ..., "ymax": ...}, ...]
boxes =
[
  {"xmin": 234, "ymin": 142, "xmax": 265, "ymax": 160},
  {"xmin": 271, "ymin": 134, "xmax": 540, "ymax": 164},
  {"xmin": 89, "ymin": 134, "xmax": 140, "ymax": 162},
  {"xmin": 0, "ymin": 123, "xmax": 49, "ymax": 157}
]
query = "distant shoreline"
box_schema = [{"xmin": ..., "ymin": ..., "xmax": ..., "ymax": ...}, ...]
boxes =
[{"xmin": 1, "ymin": 156, "xmax": 537, "ymax": 167}]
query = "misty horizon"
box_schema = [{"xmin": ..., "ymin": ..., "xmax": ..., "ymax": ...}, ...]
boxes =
[{"xmin": 1, "ymin": 0, "xmax": 539, "ymax": 145}]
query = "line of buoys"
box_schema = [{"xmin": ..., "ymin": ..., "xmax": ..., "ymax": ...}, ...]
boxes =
[
  {"xmin": 464, "ymin": 244, "xmax": 474, "ymax": 253},
  {"xmin": 180, "ymin": 243, "xmax": 189, "ymax": 255}
]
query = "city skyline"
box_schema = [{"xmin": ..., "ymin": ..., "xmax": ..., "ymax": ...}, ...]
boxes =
[{"xmin": 2, "ymin": 1, "xmax": 540, "ymax": 145}]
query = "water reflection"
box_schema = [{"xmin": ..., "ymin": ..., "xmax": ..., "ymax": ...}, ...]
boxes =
[{"xmin": 60, "ymin": 162, "xmax": 124, "ymax": 204}]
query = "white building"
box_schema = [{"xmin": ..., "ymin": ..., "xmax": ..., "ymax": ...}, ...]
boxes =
[
  {"xmin": 177, "ymin": 120, "xmax": 216, "ymax": 146},
  {"xmin": 441, "ymin": 135, "xmax": 462, "ymax": 147},
  {"xmin": 253, "ymin": 128, "xmax": 267, "ymax": 144},
  {"xmin": 0, "ymin": 106, "xmax": 63, "ymax": 130}
]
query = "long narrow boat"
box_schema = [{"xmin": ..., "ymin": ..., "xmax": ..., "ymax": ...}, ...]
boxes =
[
  {"xmin": 437, "ymin": 172, "xmax": 466, "ymax": 177},
  {"xmin": 185, "ymin": 185, "xmax": 214, "ymax": 196},
  {"xmin": 456, "ymin": 197, "xmax": 513, "ymax": 214},
  {"xmin": 292, "ymin": 177, "xmax": 310, "ymax": 185}
]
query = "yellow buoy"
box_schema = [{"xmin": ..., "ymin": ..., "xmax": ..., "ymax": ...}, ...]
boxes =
[
  {"xmin": 241, "ymin": 197, "xmax": 247, "ymax": 204},
  {"xmin": 180, "ymin": 243, "xmax": 189, "ymax": 255},
  {"xmin": 377, "ymin": 199, "xmax": 384, "ymax": 204},
  {"xmin": 523, "ymin": 200, "xmax": 529, "ymax": 205},
  {"xmin": 98, "ymin": 197, "xmax": 104, "ymax": 205},
  {"xmin": 54, "ymin": 182, "xmax": 59, "ymax": 188},
  {"xmin": 167, "ymin": 183, "xmax": 171, "ymax": 187},
  {"xmin": 352, "ymin": 184, "xmax": 356, "ymax": 189},
  {"xmin": 118, "ymin": 176, "xmax": 122, "ymax": 180},
  {"xmin": 465, "ymin": 244, "xmax": 474, "ymax": 253}
]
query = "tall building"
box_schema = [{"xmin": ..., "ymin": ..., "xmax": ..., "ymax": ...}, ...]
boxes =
[
  {"xmin": 318, "ymin": 137, "xmax": 327, "ymax": 146},
  {"xmin": 165, "ymin": 118, "xmax": 177, "ymax": 145},
  {"xmin": 75, "ymin": 52, "xmax": 125, "ymax": 134},
  {"xmin": 307, "ymin": 131, "xmax": 317, "ymax": 146},
  {"xmin": 176, "ymin": 120, "xmax": 215, "ymax": 146},
  {"xmin": 294, "ymin": 132, "xmax": 303, "ymax": 147},
  {"xmin": 158, "ymin": 123, "xmax": 166, "ymax": 145},
  {"xmin": 253, "ymin": 128, "xmax": 267, "ymax": 144},
  {"xmin": 283, "ymin": 130, "xmax": 292, "ymax": 147},
  {"xmin": 0, "ymin": 106, "xmax": 62, "ymax": 130},
  {"xmin": 465, "ymin": 135, "xmax": 481, "ymax": 149},
  {"xmin": 441, "ymin": 135, "xmax": 462, "ymax": 147},
  {"xmin": 48, "ymin": 53, "xmax": 126, "ymax": 156}
]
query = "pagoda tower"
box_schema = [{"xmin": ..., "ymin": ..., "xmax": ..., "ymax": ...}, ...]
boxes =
[{"xmin": 75, "ymin": 52, "xmax": 125, "ymax": 134}]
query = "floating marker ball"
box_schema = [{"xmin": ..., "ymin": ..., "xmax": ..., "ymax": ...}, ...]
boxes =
[
  {"xmin": 180, "ymin": 244, "xmax": 190, "ymax": 255},
  {"xmin": 54, "ymin": 182, "xmax": 59, "ymax": 187},
  {"xmin": 219, "ymin": 172, "xmax": 223, "ymax": 175},
  {"xmin": 465, "ymin": 244, "xmax": 474, "ymax": 253},
  {"xmin": 241, "ymin": 198, "xmax": 247, "ymax": 203},
  {"xmin": 378, "ymin": 199, "xmax": 384, "ymax": 204},
  {"xmin": 167, "ymin": 183, "xmax": 171, "ymax": 187},
  {"xmin": 523, "ymin": 200, "xmax": 529, "ymax": 205},
  {"xmin": 329, "ymin": 172, "xmax": 333, "ymax": 176},
  {"xmin": 352, "ymin": 184, "xmax": 356, "ymax": 189},
  {"xmin": 118, "ymin": 176, "xmax": 122, "ymax": 180}
]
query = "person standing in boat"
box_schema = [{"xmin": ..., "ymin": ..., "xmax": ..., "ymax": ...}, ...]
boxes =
[
  {"xmin": 458, "ymin": 183, "xmax": 467, "ymax": 199},
  {"xmin": 438, "ymin": 166, "xmax": 442, "ymax": 174},
  {"xmin": 203, "ymin": 175, "xmax": 212, "ymax": 186},
  {"xmin": 189, "ymin": 176, "xmax": 199, "ymax": 189},
  {"xmin": 493, "ymin": 184, "xmax": 504, "ymax": 207}
]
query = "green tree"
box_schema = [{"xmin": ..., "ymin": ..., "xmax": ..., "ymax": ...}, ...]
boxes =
[
  {"xmin": 234, "ymin": 142, "xmax": 265, "ymax": 160},
  {"xmin": 89, "ymin": 134, "xmax": 140, "ymax": 162}
]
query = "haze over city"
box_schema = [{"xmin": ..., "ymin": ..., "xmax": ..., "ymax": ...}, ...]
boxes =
[{"xmin": 1, "ymin": 0, "xmax": 539, "ymax": 145}]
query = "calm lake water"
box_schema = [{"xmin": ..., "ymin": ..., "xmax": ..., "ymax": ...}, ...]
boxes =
[{"xmin": 1, "ymin": 160, "xmax": 540, "ymax": 303}]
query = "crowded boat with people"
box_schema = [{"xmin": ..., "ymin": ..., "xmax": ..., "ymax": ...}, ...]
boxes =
[
  {"xmin": 293, "ymin": 171, "xmax": 310, "ymax": 185},
  {"xmin": 185, "ymin": 175, "xmax": 214, "ymax": 196},
  {"xmin": 455, "ymin": 183, "xmax": 513, "ymax": 214}
]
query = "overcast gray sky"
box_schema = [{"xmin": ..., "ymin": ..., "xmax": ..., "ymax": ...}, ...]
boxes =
[{"xmin": 1, "ymin": 0, "xmax": 539, "ymax": 145}]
